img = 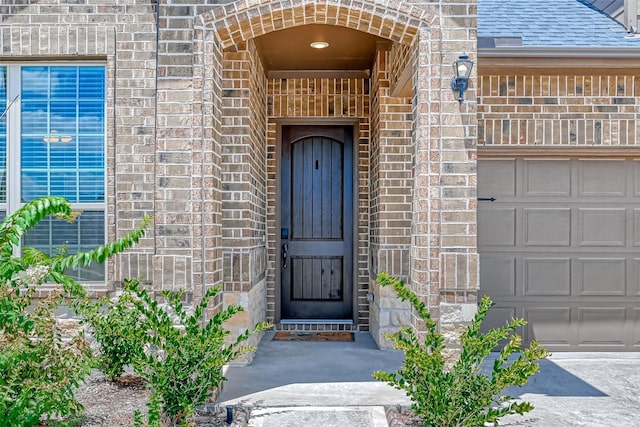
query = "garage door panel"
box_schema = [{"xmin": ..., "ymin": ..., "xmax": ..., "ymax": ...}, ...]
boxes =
[
  {"xmin": 577, "ymin": 308, "xmax": 627, "ymax": 346},
  {"xmin": 633, "ymin": 209, "xmax": 640, "ymax": 246},
  {"xmin": 578, "ymin": 209, "xmax": 627, "ymax": 246},
  {"xmin": 479, "ymin": 305, "xmax": 518, "ymax": 334},
  {"xmin": 633, "ymin": 160, "xmax": 640, "ymax": 197},
  {"xmin": 524, "ymin": 258, "xmax": 571, "ymax": 296},
  {"xmin": 634, "ymin": 309, "xmax": 640, "ymax": 346},
  {"xmin": 578, "ymin": 258, "xmax": 626, "ymax": 296},
  {"xmin": 480, "ymin": 256, "xmax": 516, "ymax": 296},
  {"xmin": 523, "ymin": 159, "xmax": 571, "ymax": 196},
  {"xmin": 525, "ymin": 307, "xmax": 572, "ymax": 347},
  {"xmin": 578, "ymin": 159, "xmax": 626, "ymax": 197},
  {"xmin": 524, "ymin": 208, "xmax": 571, "ymax": 246},
  {"xmin": 478, "ymin": 159, "xmax": 516, "ymax": 198},
  {"xmin": 478, "ymin": 208, "xmax": 516, "ymax": 246},
  {"xmin": 479, "ymin": 157, "xmax": 639, "ymax": 351},
  {"xmin": 633, "ymin": 259, "xmax": 640, "ymax": 297}
]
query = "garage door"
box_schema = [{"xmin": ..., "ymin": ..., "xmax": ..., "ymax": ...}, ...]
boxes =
[{"xmin": 478, "ymin": 157, "xmax": 640, "ymax": 351}]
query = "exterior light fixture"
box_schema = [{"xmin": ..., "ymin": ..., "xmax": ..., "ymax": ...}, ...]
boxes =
[
  {"xmin": 451, "ymin": 53, "xmax": 474, "ymax": 103},
  {"xmin": 310, "ymin": 41, "xmax": 329, "ymax": 49}
]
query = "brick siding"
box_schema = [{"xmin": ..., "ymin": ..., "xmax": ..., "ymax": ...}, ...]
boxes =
[
  {"xmin": 478, "ymin": 73, "xmax": 640, "ymax": 146},
  {"xmin": 2, "ymin": 0, "xmax": 480, "ymax": 350}
]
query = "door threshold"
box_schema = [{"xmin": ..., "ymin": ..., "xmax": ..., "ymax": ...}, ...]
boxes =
[
  {"xmin": 281, "ymin": 319, "xmax": 353, "ymax": 325},
  {"xmin": 277, "ymin": 319, "xmax": 357, "ymax": 332}
]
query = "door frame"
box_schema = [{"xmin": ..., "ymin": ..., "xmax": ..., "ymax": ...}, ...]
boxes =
[{"xmin": 274, "ymin": 118, "xmax": 360, "ymax": 324}]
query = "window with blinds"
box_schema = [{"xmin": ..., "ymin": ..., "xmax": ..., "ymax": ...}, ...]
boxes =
[
  {"xmin": 21, "ymin": 66, "xmax": 105, "ymax": 203},
  {"xmin": 23, "ymin": 211, "xmax": 105, "ymax": 282},
  {"xmin": 0, "ymin": 64, "xmax": 106, "ymax": 282}
]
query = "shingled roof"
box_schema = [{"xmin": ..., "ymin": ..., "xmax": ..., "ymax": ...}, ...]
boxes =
[{"xmin": 478, "ymin": 0, "xmax": 640, "ymax": 47}]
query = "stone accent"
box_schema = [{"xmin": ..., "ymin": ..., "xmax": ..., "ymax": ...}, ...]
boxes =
[
  {"xmin": 55, "ymin": 318, "xmax": 85, "ymax": 340},
  {"xmin": 369, "ymin": 278, "xmax": 412, "ymax": 348},
  {"xmin": 439, "ymin": 302, "xmax": 477, "ymax": 363},
  {"xmin": 222, "ymin": 279, "xmax": 266, "ymax": 365}
]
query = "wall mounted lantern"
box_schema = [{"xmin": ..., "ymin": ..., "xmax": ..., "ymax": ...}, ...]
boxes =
[{"xmin": 451, "ymin": 53, "xmax": 474, "ymax": 103}]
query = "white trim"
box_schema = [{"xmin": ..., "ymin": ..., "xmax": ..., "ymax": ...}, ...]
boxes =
[
  {"xmin": 1, "ymin": 64, "xmax": 108, "ymax": 282},
  {"xmin": 6, "ymin": 66, "xmax": 20, "ymax": 213},
  {"xmin": 0, "ymin": 61, "xmax": 106, "ymax": 66}
]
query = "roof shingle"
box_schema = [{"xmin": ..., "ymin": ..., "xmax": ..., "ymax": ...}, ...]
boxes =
[{"xmin": 478, "ymin": 0, "xmax": 640, "ymax": 47}]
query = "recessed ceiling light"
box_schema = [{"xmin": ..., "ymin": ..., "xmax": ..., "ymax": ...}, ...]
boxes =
[{"xmin": 310, "ymin": 41, "xmax": 329, "ymax": 49}]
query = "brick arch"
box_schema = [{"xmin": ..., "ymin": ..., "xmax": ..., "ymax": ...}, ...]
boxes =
[{"xmin": 200, "ymin": 0, "xmax": 428, "ymax": 50}]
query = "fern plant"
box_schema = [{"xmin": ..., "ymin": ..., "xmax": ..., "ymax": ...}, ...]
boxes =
[
  {"xmin": 0, "ymin": 196, "xmax": 149, "ymax": 426},
  {"xmin": 373, "ymin": 271, "xmax": 550, "ymax": 427}
]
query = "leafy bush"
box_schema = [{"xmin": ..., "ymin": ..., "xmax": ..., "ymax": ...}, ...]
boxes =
[
  {"xmin": 0, "ymin": 279, "xmax": 92, "ymax": 426},
  {"xmin": 125, "ymin": 279, "xmax": 270, "ymax": 426},
  {"xmin": 373, "ymin": 271, "xmax": 550, "ymax": 427},
  {"xmin": 78, "ymin": 288, "xmax": 145, "ymax": 381},
  {"xmin": 0, "ymin": 197, "xmax": 149, "ymax": 426}
]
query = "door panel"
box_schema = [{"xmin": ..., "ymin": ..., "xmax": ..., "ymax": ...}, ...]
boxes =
[
  {"xmin": 479, "ymin": 157, "xmax": 640, "ymax": 351},
  {"xmin": 281, "ymin": 125, "xmax": 353, "ymax": 319}
]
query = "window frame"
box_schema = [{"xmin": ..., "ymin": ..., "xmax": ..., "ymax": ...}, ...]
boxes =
[{"xmin": 1, "ymin": 61, "xmax": 108, "ymax": 283}]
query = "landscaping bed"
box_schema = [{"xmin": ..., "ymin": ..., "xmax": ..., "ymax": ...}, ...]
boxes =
[{"xmin": 39, "ymin": 370, "xmax": 245, "ymax": 427}]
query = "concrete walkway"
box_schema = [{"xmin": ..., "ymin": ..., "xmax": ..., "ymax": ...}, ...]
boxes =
[
  {"xmin": 217, "ymin": 332, "xmax": 640, "ymax": 426},
  {"xmin": 218, "ymin": 332, "xmax": 408, "ymax": 426}
]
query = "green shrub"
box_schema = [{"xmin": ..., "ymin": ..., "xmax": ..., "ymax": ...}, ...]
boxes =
[
  {"xmin": 78, "ymin": 287, "xmax": 145, "ymax": 381},
  {"xmin": 125, "ymin": 279, "xmax": 270, "ymax": 426},
  {"xmin": 373, "ymin": 271, "xmax": 550, "ymax": 427},
  {"xmin": 0, "ymin": 281, "xmax": 92, "ymax": 427},
  {"xmin": 0, "ymin": 196, "xmax": 149, "ymax": 426}
]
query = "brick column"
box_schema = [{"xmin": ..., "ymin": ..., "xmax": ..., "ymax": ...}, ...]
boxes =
[
  {"xmin": 411, "ymin": 0, "xmax": 479, "ymax": 354},
  {"xmin": 111, "ymin": 3, "xmax": 158, "ymax": 280},
  {"xmin": 369, "ymin": 48, "xmax": 414, "ymax": 347},
  {"xmin": 438, "ymin": 0, "xmax": 479, "ymax": 355},
  {"xmin": 193, "ymin": 25, "xmax": 224, "ymax": 310},
  {"xmin": 219, "ymin": 40, "xmax": 268, "ymax": 358}
]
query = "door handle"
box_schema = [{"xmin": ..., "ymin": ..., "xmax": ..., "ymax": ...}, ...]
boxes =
[{"xmin": 282, "ymin": 243, "xmax": 288, "ymax": 269}]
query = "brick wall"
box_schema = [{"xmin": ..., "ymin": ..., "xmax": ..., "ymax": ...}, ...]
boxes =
[
  {"xmin": 221, "ymin": 41, "xmax": 267, "ymax": 288},
  {"xmin": 193, "ymin": 22, "xmax": 226, "ymax": 316},
  {"xmin": 369, "ymin": 49, "xmax": 414, "ymax": 345},
  {"xmin": 478, "ymin": 72, "xmax": 640, "ymax": 146},
  {"xmin": 410, "ymin": 0, "xmax": 478, "ymax": 348},
  {"xmin": 0, "ymin": 1, "xmax": 158, "ymax": 294},
  {"xmin": 2, "ymin": 0, "xmax": 481, "ymax": 350},
  {"xmin": 220, "ymin": 39, "xmax": 268, "ymax": 347}
]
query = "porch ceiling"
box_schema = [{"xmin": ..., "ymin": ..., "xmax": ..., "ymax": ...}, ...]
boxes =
[{"xmin": 253, "ymin": 24, "xmax": 386, "ymax": 75}]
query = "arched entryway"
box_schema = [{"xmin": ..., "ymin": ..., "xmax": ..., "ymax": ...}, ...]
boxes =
[{"xmin": 192, "ymin": 0, "xmax": 478, "ymax": 350}]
